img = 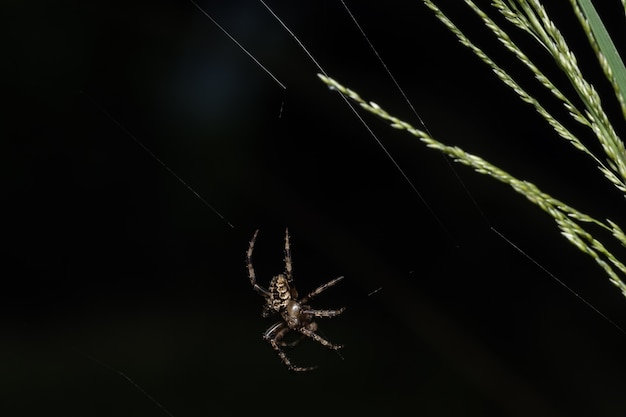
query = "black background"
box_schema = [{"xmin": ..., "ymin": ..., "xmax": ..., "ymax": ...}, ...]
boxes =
[{"xmin": 5, "ymin": 1, "xmax": 626, "ymax": 416}]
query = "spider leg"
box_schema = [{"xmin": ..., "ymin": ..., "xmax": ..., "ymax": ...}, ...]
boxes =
[
  {"xmin": 266, "ymin": 321, "xmax": 303, "ymax": 347},
  {"xmin": 283, "ymin": 228, "xmax": 293, "ymax": 283},
  {"xmin": 302, "ymin": 307, "xmax": 346, "ymax": 318},
  {"xmin": 279, "ymin": 335, "xmax": 306, "ymax": 348},
  {"xmin": 274, "ymin": 327, "xmax": 306, "ymax": 348},
  {"xmin": 247, "ymin": 229, "xmax": 270, "ymax": 297},
  {"xmin": 297, "ymin": 327, "xmax": 343, "ymax": 350},
  {"xmin": 263, "ymin": 322, "xmax": 316, "ymax": 372},
  {"xmin": 301, "ymin": 276, "xmax": 344, "ymax": 303}
]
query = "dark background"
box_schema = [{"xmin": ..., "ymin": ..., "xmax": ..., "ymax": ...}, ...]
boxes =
[{"xmin": 4, "ymin": 1, "xmax": 626, "ymax": 416}]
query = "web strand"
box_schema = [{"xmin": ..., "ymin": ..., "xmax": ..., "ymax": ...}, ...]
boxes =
[
  {"xmin": 491, "ymin": 228, "xmax": 626, "ymax": 334},
  {"xmin": 75, "ymin": 350, "xmax": 176, "ymax": 417},
  {"xmin": 82, "ymin": 92, "xmax": 235, "ymax": 229},
  {"xmin": 187, "ymin": 0, "xmax": 285, "ymax": 90}
]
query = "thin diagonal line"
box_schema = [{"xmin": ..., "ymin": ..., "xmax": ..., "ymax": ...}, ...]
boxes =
[
  {"xmin": 492, "ymin": 227, "xmax": 625, "ymax": 335},
  {"xmin": 188, "ymin": 0, "xmax": 285, "ymax": 90},
  {"xmin": 75, "ymin": 349, "xmax": 176, "ymax": 417},
  {"xmin": 83, "ymin": 92, "xmax": 235, "ymax": 229}
]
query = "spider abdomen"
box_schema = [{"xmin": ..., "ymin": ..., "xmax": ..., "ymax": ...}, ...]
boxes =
[{"xmin": 269, "ymin": 274, "xmax": 296, "ymax": 311}]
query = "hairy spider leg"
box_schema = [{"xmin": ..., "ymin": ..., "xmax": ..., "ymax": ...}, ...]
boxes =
[
  {"xmin": 263, "ymin": 322, "xmax": 317, "ymax": 372},
  {"xmin": 272, "ymin": 321, "xmax": 307, "ymax": 349},
  {"xmin": 278, "ymin": 334, "xmax": 306, "ymax": 348},
  {"xmin": 297, "ymin": 327, "xmax": 343, "ymax": 350},
  {"xmin": 247, "ymin": 229, "xmax": 270, "ymax": 297},
  {"xmin": 301, "ymin": 275, "xmax": 345, "ymax": 304},
  {"xmin": 301, "ymin": 308, "xmax": 346, "ymax": 318},
  {"xmin": 283, "ymin": 228, "xmax": 293, "ymax": 282}
]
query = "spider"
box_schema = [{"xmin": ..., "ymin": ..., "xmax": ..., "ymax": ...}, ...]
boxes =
[{"xmin": 246, "ymin": 228, "xmax": 345, "ymax": 371}]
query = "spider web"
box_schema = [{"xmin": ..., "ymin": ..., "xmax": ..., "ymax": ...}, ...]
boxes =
[{"xmin": 7, "ymin": 0, "xmax": 626, "ymax": 416}]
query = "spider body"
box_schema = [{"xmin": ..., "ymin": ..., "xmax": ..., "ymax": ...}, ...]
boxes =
[{"xmin": 246, "ymin": 228, "xmax": 345, "ymax": 371}]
